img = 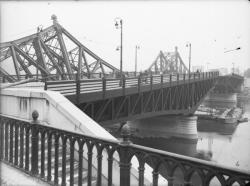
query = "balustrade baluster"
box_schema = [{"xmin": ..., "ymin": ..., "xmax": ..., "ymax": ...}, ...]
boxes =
[
  {"xmin": 78, "ymin": 143, "xmax": 83, "ymax": 186},
  {"xmin": 167, "ymin": 177, "xmax": 174, "ymax": 186},
  {"xmin": 4, "ymin": 122, "xmax": 9, "ymax": 161},
  {"xmin": 97, "ymin": 149, "xmax": 103, "ymax": 186},
  {"xmin": 47, "ymin": 133, "xmax": 52, "ymax": 181},
  {"xmin": 61, "ymin": 137, "xmax": 67, "ymax": 186},
  {"xmin": 152, "ymin": 170, "xmax": 159, "ymax": 186},
  {"xmin": 9, "ymin": 122, "xmax": 14, "ymax": 164},
  {"xmin": 40, "ymin": 132, "xmax": 45, "ymax": 178},
  {"xmin": 138, "ymin": 163, "xmax": 145, "ymax": 186},
  {"xmin": 107, "ymin": 153, "xmax": 113, "ymax": 186},
  {"xmin": 87, "ymin": 150, "xmax": 93, "ymax": 186},
  {"xmin": 25, "ymin": 127, "xmax": 30, "ymax": 171},
  {"xmin": 54, "ymin": 135, "xmax": 59, "ymax": 185},
  {"xmin": 0, "ymin": 120, "xmax": 4, "ymax": 160},
  {"xmin": 14, "ymin": 123, "xmax": 19, "ymax": 166},
  {"xmin": 69, "ymin": 139, "xmax": 75, "ymax": 186},
  {"xmin": 19, "ymin": 125, "xmax": 24, "ymax": 168}
]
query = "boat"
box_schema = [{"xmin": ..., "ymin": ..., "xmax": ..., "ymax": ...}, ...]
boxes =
[
  {"xmin": 238, "ymin": 117, "xmax": 248, "ymax": 123},
  {"xmin": 223, "ymin": 108, "xmax": 243, "ymax": 124}
]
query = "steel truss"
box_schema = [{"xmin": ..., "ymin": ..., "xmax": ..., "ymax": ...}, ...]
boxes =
[
  {"xmin": 0, "ymin": 15, "xmax": 119, "ymax": 82},
  {"xmin": 79, "ymin": 79, "xmax": 215, "ymax": 124},
  {"xmin": 148, "ymin": 47, "xmax": 188, "ymax": 74}
]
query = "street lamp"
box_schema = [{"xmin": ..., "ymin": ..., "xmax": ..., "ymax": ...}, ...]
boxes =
[
  {"xmin": 224, "ymin": 47, "xmax": 241, "ymax": 74},
  {"xmin": 224, "ymin": 47, "xmax": 241, "ymax": 53},
  {"xmin": 135, "ymin": 45, "xmax": 140, "ymax": 75},
  {"xmin": 186, "ymin": 42, "xmax": 191, "ymax": 77},
  {"xmin": 115, "ymin": 18, "xmax": 123, "ymax": 77}
]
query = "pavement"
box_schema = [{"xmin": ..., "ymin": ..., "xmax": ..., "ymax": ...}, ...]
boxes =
[{"xmin": 0, "ymin": 162, "xmax": 49, "ymax": 186}]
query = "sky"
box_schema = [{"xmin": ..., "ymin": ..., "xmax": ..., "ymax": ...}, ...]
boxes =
[{"xmin": 1, "ymin": 0, "xmax": 250, "ymax": 73}]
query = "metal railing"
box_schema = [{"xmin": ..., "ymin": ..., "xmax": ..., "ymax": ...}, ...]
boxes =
[
  {"xmin": 1, "ymin": 113, "xmax": 249, "ymax": 186},
  {"xmin": 44, "ymin": 71, "xmax": 219, "ymax": 97}
]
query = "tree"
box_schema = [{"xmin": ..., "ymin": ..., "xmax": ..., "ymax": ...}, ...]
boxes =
[{"xmin": 244, "ymin": 68, "xmax": 250, "ymax": 78}]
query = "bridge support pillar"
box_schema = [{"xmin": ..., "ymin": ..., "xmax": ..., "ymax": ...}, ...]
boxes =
[{"xmin": 128, "ymin": 115, "xmax": 198, "ymax": 140}]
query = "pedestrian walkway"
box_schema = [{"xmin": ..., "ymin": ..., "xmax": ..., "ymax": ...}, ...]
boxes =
[{"xmin": 0, "ymin": 162, "xmax": 49, "ymax": 186}]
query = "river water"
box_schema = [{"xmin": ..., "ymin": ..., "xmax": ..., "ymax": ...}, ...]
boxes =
[
  {"xmin": 105, "ymin": 79, "xmax": 250, "ymax": 185},
  {"xmin": 126, "ymin": 80, "xmax": 250, "ymax": 173}
]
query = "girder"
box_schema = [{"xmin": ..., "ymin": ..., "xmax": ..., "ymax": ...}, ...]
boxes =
[
  {"xmin": 0, "ymin": 15, "xmax": 119, "ymax": 82},
  {"xmin": 148, "ymin": 47, "xmax": 188, "ymax": 74}
]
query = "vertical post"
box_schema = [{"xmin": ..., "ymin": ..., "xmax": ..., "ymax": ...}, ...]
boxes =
[
  {"xmin": 78, "ymin": 144, "xmax": 83, "ymax": 186},
  {"xmin": 138, "ymin": 75, "xmax": 141, "ymax": 93},
  {"xmin": 0, "ymin": 120, "xmax": 4, "ymax": 160},
  {"xmin": 87, "ymin": 150, "xmax": 93, "ymax": 186},
  {"xmin": 61, "ymin": 137, "xmax": 67, "ymax": 186},
  {"xmin": 120, "ymin": 20, "xmax": 123, "ymax": 77},
  {"xmin": 170, "ymin": 74, "xmax": 172, "ymax": 85},
  {"xmin": 44, "ymin": 78, "xmax": 47, "ymax": 90},
  {"xmin": 150, "ymin": 75, "xmax": 153, "ymax": 90},
  {"xmin": 96, "ymin": 151, "xmax": 103, "ymax": 186},
  {"xmin": 122, "ymin": 75, "xmax": 125, "ymax": 95},
  {"xmin": 177, "ymin": 73, "xmax": 179, "ymax": 84},
  {"xmin": 160, "ymin": 74, "xmax": 163, "ymax": 88},
  {"xmin": 107, "ymin": 153, "xmax": 113, "ymax": 186},
  {"xmin": 70, "ymin": 139, "xmax": 75, "ymax": 186},
  {"xmin": 120, "ymin": 124, "xmax": 131, "ymax": 186},
  {"xmin": 102, "ymin": 77, "xmax": 106, "ymax": 99},
  {"xmin": 31, "ymin": 110, "xmax": 39, "ymax": 175},
  {"xmin": 14, "ymin": 124, "xmax": 19, "ymax": 166},
  {"xmin": 152, "ymin": 170, "xmax": 159, "ymax": 186},
  {"xmin": 138, "ymin": 162, "xmax": 145, "ymax": 186},
  {"xmin": 76, "ymin": 75, "xmax": 80, "ymax": 104}
]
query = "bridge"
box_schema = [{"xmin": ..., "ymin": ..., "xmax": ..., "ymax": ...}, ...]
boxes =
[
  {"xmin": 45, "ymin": 72, "xmax": 218, "ymax": 124},
  {"xmin": 1, "ymin": 15, "xmax": 249, "ymax": 186}
]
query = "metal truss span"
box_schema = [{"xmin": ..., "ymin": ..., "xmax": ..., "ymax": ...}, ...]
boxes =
[
  {"xmin": 214, "ymin": 73, "xmax": 244, "ymax": 93},
  {"xmin": 147, "ymin": 47, "xmax": 188, "ymax": 74},
  {"xmin": 77, "ymin": 76, "xmax": 216, "ymax": 124},
  {"xmin": 0, "ymin": 15, "xmax": 119, "ymax": 82}
]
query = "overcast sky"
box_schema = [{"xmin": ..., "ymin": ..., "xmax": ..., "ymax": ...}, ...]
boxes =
[{"xmin": 1, "ymin": 0, "xmax": 250, "ymax": 73}]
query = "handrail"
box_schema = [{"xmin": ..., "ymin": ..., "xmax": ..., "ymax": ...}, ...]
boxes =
[
  {"xmin": 0, "ymin": 115, "xmax": 249, "ymax": 186},
  {"xmin": 44, "ymin": 71, "xmax": 220, "ymax": 98}
]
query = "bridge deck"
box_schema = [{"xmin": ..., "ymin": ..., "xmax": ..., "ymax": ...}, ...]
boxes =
[{"xmin": 45, "ymin": 72, "xmax": 217, "ymax": 104}]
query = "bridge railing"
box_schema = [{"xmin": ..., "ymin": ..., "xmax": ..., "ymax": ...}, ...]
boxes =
[
  {"xmin": 1, "ymin": 114, "xmax": 249, "ymax": 186},
  {"xmin": 44, "ymin": 71, "xmax": 219, "ymax": 96}
]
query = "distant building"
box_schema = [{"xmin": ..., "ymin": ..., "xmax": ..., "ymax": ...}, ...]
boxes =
[{"xmin": 209, "ymin": 68, "xmax": 228, "ymax": 75}]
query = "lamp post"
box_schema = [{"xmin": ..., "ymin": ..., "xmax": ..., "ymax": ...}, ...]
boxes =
[
  {"xmin": 135, "ymin": 45, "xmax": 140, "ymax": 75},
  {"xmin": 186, "ymin": 42, "xmax": 191, "ymax": 77},
  {"xmin": 115, "ymin": 18, "xmax": 123, "ymax": 77}
]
